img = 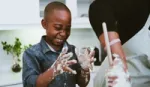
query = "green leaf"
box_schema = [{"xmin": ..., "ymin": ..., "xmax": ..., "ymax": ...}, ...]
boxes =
[{"xmin": 1, "ymin": 38, "xmax": 32, "ymax": 58}]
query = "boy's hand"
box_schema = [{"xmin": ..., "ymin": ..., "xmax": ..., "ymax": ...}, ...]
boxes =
[
  {"xmin": 75, "ymin": 47, "xmax": 95, "ymax": 71},
  {"xmin": 52, "ymin": 48, "xmax": 77, "ymax": 75}
]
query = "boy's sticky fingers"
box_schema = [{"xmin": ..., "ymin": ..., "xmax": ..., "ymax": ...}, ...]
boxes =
[
  {"xmin": 67, "ymin": 59, "xmax": 77, "ymax": 65},
  {"xmin": 89, "ymin": 50, "xmax": 95, "ymax": 58},
  {"xmin": 61, "ymin": 52, "xmax": 73, "ymax": 60},
  {"xmin": 63, "ymin": 66, "xmax": 77, "ymax": 74}
]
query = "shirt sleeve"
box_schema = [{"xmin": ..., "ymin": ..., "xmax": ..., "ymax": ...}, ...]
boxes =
[
  {"xmin": 89, "ymin": 0, "xmax": 118, "ymax": 38},
  {"xmin": 22, "ymin": 49, "xmax": 40, "ymax": 87}
]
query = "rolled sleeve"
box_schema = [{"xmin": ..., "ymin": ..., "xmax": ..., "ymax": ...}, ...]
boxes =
[{"xmin": 22, "ymin": 49, "xmax": 40, "ymax": 87}]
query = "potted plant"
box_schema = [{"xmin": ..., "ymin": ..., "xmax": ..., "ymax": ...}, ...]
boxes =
[{"xmin": 1, "ymin": 38, "xmax": 31, "ymax": 73}]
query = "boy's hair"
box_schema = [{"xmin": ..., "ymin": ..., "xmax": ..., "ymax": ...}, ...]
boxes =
[{"xmin": 44, "ymin": 1, "xmax": 71, "ymax": 19}]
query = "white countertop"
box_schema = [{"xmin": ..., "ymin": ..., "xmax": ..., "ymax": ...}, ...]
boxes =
[
  {"xmin": 0, "ymin": 64, "xmax": 22, "ymax": 86},
  {"xmin": 0, "ymin": 65, "xmax": 100, "ymax": 87}
]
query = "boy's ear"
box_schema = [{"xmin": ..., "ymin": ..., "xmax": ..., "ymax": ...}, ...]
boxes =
[{"xmin": 41, "ymin": 19, "xmax": 47, "ymax": 29}]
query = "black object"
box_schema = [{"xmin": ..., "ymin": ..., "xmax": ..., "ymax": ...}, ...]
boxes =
[
  {"xmin": 94, "ymin": 47, "xmax": 101, "ymax": 66},
  {"xmin": 89, "ymin": 0, "xmax": 150, "ymax": 44},
  {"xmin": 12, "ymin": 63, "xmax": 21, "ymax": 73}
]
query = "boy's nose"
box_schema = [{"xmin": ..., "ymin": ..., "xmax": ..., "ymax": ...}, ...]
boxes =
[{"xmin": 60, "ymin": 30, "xmax": 67, "ymax": 37}]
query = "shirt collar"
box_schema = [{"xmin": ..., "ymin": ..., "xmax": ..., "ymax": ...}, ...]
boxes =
[
  {"xmin": 40, "ymin": 36, "xmax": 68, "ymax": 53},
  {"xmin": 46, "ymin": 41, "xmax": 68, "ymax": 53}
]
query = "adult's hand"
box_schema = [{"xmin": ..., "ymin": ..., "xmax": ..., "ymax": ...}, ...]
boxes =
[{"xmin": 105, "ymin": 54, "xmax": 131, "ymax": 87}]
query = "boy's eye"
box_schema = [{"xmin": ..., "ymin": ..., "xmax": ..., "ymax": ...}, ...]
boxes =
[
  {"xmin": 66, "ymin": 27, "xmax": 71, "ymax": 31},
  {"xmin": 54, "ymin": 25, "xmax": 62, "ymax": 30},
  {"xmin": 53, "ymin": 24, "xmax": 71, "ymax": 32}
]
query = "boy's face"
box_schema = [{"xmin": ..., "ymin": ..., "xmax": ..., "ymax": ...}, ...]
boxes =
[{"xmin": 42, "ymin": 10, "xmax": 71, "ymax": 47}]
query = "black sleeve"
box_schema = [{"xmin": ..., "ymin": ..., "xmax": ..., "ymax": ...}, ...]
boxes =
[{"xmin": 89, "ymin": 0, "xmax": 118, "ymax": 38}]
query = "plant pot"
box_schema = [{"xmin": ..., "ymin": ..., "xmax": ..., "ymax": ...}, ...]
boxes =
[
  {"xmin": 12, "ymin": 63, "xmax": 21, "ymax": 72},
  {"xmin": 12, "ymin": 56, "xmax": 21, "ymax": 73}
]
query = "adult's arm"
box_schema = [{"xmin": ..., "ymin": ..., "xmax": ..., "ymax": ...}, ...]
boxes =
[{"xmin": 89, "ymin": 0, "xmax": 127, "ymax": 68}]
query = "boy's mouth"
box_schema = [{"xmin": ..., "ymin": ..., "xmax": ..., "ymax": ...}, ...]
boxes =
[{"xmin": 56, "ymin": 38, "xmax": 64, "ymax": 43}]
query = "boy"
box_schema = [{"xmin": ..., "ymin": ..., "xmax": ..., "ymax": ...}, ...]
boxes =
[{"xmin": 22, "ymin": 1, "xmax": 94, "ymax": 87}]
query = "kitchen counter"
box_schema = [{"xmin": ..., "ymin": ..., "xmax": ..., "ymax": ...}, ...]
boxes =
[{"xmin": 0, "ymin": 65, "xmax": 22, "ymax": 87}]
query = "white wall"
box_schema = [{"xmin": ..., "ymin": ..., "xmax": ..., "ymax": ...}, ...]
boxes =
[
  {"xmin": 0, "ymin": 0, "xmax": 40, "ymax": 24},
  {"xmin": 0, "ymin": 28, "xmax": 100, "ymax": 61},
  {"xmin": 123, "ymin": 15, "xmax": 150, "ymax": 57}
]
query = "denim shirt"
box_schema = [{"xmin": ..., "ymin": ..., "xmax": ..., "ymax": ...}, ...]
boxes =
[{"xmin": 22, "ymin": 36, "xmax": 81, "ymax": 87}]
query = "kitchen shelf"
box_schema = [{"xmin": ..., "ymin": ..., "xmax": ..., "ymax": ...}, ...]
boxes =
[
  {"xmin": 0, "ymin": 0, "xmax": 93, "ymax": 30},
  {"xmin": 40, "ymin": 0, "xmax": 93, "ymax": 17},
  {"xmin": 0, "ymin": 24, "xmax": 42, "ymax": 30},
  {"xmin": 0, "ymin": 17, "xmax": 92, "ymax": 30},
  {"xmin": 39, "ymin": 0, "xmax": 92, "ymax": 29},
  {"xmin": 72, "ymin": 17, "xmax": 92, "ymax": 29}
]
